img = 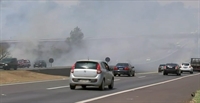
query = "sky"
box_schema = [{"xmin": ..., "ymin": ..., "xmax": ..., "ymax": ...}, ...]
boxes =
[
  {"xmin": 0, "ymin": 0, "xmax": 199, "ymax": 68},
  {"xmin": 0, "ymin": 0, "xmax": 199, "ymax": 40}
]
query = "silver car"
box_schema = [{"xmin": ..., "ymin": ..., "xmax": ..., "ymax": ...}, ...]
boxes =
[{"xmin": 69, "ymin": 59, "xmax": 114, "ymax": 90}]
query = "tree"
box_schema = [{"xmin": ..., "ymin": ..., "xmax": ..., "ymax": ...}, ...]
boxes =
[
  {"xmin": 0, "ymin": 43, "xmax": 10, "ymax": 60},
  {"xmin": 69, "ymin": 26, "xmax": 84, "ymax": 44}
]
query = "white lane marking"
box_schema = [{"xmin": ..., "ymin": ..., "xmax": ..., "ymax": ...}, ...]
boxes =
[
  {"xmin": 76, "ymin": 73, "xmax": 200, "ymax": 103},
  {"xmin": 47, "ymin": 79, "xmax": 121, "ymax": 90},
  {"xmin": 0, "ymin": 78, "xmax": 68, "ymax": 87},
  {"xmin": 114, "ymin": 79, "xmax": 120, "ymax": 81},
  {"xmin": 47, "ymin": 85, "xmax": 70, "ymax": 90},
  {"xmin": 136, "ymin": 72, "xmax": 157, "ymax": 75},
  {"xmin": 138, "ymin": 76, "xmax": 146, "ymax": 78}
]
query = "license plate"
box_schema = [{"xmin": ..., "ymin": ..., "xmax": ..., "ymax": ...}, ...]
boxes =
[
  {"xmin": 80, "ymin": 80, "xmax": 89, "ymax": 83},
  {"xmin": 119, "ymin": 68, "xmax": 123, "ymax": 70}
]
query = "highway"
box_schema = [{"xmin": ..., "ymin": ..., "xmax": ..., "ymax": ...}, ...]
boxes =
[{"xmin": 0, "ymin": 72, "xmax": 199, "ymax": 103}]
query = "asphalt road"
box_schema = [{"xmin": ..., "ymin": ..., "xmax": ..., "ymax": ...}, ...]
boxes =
[{"xmin": 1, "ymin": 72, "xmax": 200, "ymax": 103}]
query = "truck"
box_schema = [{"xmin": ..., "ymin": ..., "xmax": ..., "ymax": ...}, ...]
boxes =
[{"xmin": 190, "ymin": 58, "xmax": 200, "ymax": 71}]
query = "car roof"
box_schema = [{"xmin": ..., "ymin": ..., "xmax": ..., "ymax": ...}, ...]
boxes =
[
  {"xmin": 166, "ymin": 63, "xmax": 177, "ymax": 65},
  {"xmin": 76, "ymin": 59, "xmax": 104, "ymax": 63}
]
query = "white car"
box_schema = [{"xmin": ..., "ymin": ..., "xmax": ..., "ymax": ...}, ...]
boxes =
[
  {"xmin": 180, "ymin": 63, "xmax": 193, "ymax": 74},
  {"xmin": 69, "ymin": 59, "xmax": 114, "ymax": 90}
]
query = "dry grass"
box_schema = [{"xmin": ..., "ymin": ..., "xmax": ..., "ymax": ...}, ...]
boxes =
[{"xmin": 0, "ymin": 70, "xmax": 68, "ymax": 85}]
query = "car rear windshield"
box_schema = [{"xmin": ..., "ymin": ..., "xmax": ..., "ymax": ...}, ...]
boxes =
[
  {"xmin": 166, "ymin": 63, "xmax": 177, "ymax": 66},
  {"xmin": 116, "ymin": 63, "xmax": 129, "ymax": 66},
  {"xmin": 159, "ymin": 64, "xmax": 165, "ymax": 66},
  {"xmin": 182, "ymin": 63, "xmax": 189, "ymax": 66},
  {"xmin": 75, "ymin": 61, "xmax": 98, "ymax": 69}
]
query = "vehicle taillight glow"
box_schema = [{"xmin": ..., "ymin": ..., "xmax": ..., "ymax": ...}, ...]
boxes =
[
  {"xmin": 164, "ymin": 66, "xmax": 166, "ymax": 69},
  {"xmin": 97, "ymin": 63, "xmax": 102, "ymax": 74},
  {"xmin": 71, "ymin": 64, "xmax": 75, "ymax": 73},
  {"xmin": 124, "ymin": 67, "xmax": 129, "ymax": 70},
  {"xmin": 114, "ymin": 66, "xmax": 118, "ymax": 70},
  {"xmin": 175, "ymin": 66, "xmax": 178, "ymax": 69}
]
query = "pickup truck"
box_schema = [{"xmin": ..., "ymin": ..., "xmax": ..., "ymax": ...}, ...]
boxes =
[{"xmin": 190, "ymin": 58, "xmax": 200, "ymax": 71}]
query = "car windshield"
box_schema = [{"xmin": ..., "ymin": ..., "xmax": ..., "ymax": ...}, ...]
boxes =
[
  {"xmin": 182, "ymin": 63, "xmax": 189, "ymax": 66},
  {"xmin": 1, "ymin": 58, "xmax": 12, "ymax": 62},
  {"xmin": 116, "ymin": 63, "xmax": 129, "ymax": 67},
  {"xmin": 75, "ymin": 61, "xmax": 98, "ymax": 69},
  {"xmin": 166, "ymin": 63, "xmax": 177, "ymax": 66}
]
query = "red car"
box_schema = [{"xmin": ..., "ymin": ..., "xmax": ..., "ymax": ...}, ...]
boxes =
[{"xmin": 17, "ymin": 59, "xmax": 31, "ymax": 68}]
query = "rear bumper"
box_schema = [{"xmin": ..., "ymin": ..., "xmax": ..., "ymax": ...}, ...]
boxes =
[
  {"xmin": 180, "ymin": 68, "xmax": 193, "ymax": 72},
  {"xmin": 69, "ymin": 73, "xmax": 103, "ymax": 86},
  {"xmin": 164, "ymin": 69, "xmax": 179, "ymax": 73},
  {"xmin": 113, "ymin": 70, "xmax": 129, "ymax": 75}
]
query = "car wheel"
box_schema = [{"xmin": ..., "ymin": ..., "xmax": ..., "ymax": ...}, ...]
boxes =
[
  {"xmin": 118, "ymin": 74, "xmax": 121, "ymax": 76},
  {"xmin": 99, "ymin": 79, "xmax": 105, "ymax": 91},
  {"xmin": 177, "ymin": 71, "xmax": 181, "ymax": 76},
  {"xmin": 108, "ymin": 78, "xmax": 114, "ymax": 89},
  {"xmin": 181, "ymin": 71, "xmax": 183, "ymax": 73},
  {"xmin": 128, "ymin": 72, "xmax": 132, "ymax": 77},
  {"xmin": 114, "ymin": 74, "xmax": 117, "ymax": 76},
  {"xmin": 163, "ymin": 72, "xmax": 168, "ymax": 75},
  {"xmin": 190, "ymin": 71, "xmax": 193, "ymax": 74},
  {"xmin": 132, "ymin": 72, "xmax": 135, "ymax": 77},
  {"xmin": 70, "ymin": 84, "xmax": 76, "ymax": 90},
  {"xmin": 14, "ymin": 67, "xmax": 17, "ymax": 70},
  {"xmin": 81, "ymin": 85, "xmax": 86, "ymax": 89},
  {"xmin": 158, "ymin": 69, "xmax": 161, "ymax": 73}
]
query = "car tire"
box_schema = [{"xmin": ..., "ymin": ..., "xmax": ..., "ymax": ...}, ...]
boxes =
[
  {"xmin": 81, "ymin": 85, "xmax": 86, "ymax": 89},
  {"xmin": 99, "ymin": 79, "xmax": 105, "ymax": 91},
  {"xmin": 114, "ymin": 74, "xmax": 116, "ymax": 76},
  {"xmin": 128, "ymin": 72, "xmax": 133, "ymax": 77},
  {"xmin": 132, "ymin": 72, "xmax": 135, "ymax": 77},
  {"xmin": 163, "ymin": 72, "xmax": 168, "ymax": 75},
  {"xmin": 118, "ymin": 74, "xmax": 121, "ymax": 76},
  {"xmin": 190, "ymin": 71, "xmax": 193, "ymax": 74},
  {"xmin": 14, "ymin": 67, "xmax": 17, "ymax": 70},
  {"xmin": 181, "ymin": 71, "xmax": 183, "ymax": 73},
  {"xmin": 108, "ymin": 78, "xmax": 114, "ymax": 89},
  {"xmin": 70, "ymin": 84, "xmax": 76, "ymax": 90}
]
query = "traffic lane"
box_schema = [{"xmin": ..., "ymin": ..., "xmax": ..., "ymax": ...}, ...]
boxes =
[
  {"xmin": 0, "ymin": 73, "xmax": 194, "ymax": 103},
  {"xmin": 86, "ymin": 73, "xmax": 200, "ymax": 103},
  {"xmin": 0, "ymin": 72, "xmax": 156, "ymax": 94}
]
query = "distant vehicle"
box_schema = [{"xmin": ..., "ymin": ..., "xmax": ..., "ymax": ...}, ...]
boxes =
[
  {"xmin": 158, "ymin": 64, "xmax": 166, "ymax": 72},
  {"xmin": 180, "ymin": 63, "xmax": 193, "ymax": 74},
  {"xmin": 18, "ymin": 59, "xmax": 31, "ymax": 68},
  {"xmin": 34, "ymin": 60, "xmax": 47, "ymax": 68},
  {"xmin": 163, "ymin": 63, "xmax": 181, "ymax": 76},
  {"xmin": 69, "ymin": 59, "xmax": 114, "ymax": 90},
  {"xmin": 190, "ymin": 58, "xmax": 200, "ymax": 71},
  {"xmin": 113, "ymin": 63, "xmax": 135, "ymax": 77},
  {"xmin": 0, "ymin": 58, "xmax": 18, "ymax": 70}
]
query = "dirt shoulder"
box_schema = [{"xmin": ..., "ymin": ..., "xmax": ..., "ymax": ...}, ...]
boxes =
[{"xmin": 0, "ymin": 70, "xmax": 68, "ymax": 85}]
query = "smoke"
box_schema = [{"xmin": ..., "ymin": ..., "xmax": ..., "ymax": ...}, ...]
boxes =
[{"xmin": 1, "ymin": 1, "xmax": 199, "ymax": 71}]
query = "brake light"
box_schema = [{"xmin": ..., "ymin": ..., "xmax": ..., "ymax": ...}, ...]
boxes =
[
  {"xmin": 124, "ymin": 67, "xmax": 129, "ymax": 70},
  {"xmin": 189, "ymin": 66, "xmax": 192, "ymax": 68},
  {"xmin": 97, "ymin": 63, "xmax": 102, "ymax": 74},
  {"xmin": 164, "ymin": 66, "xmax": 166, "ymax": 69},
  {"xmin": 114, "ymin": 66, "xmax": 118, "ymax": 70},
  {"xmin": 71, "ymin": 64, "xmax": 75, "ymax": 73},
  {"xmin": 175, "ymin": 66, "xmax": 178, "ymax": 69}
]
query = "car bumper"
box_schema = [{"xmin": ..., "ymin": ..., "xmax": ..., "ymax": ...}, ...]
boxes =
[
  {"xmin": 69, "ymin": 73, "xmax": 103, "ymax": 86},
  {"xmin": 164, "ymin": 69, "xmax": 179, "ymax": 73},
  {"xmin": 113, "ymin": 70, "xmax": 129, "ymax": 75},
  {"xmin": 180, "ymin": 68, "xmax": 193, "ymax": 72}
]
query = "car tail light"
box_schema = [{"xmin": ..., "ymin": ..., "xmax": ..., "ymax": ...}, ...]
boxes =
[
  {"xmin": 97, "ymin": 63, "xmax": 102, "ymax": 74},
  {"xmin": 71, "ymin": 64, "xmax": 75, "ymax": 73},
  {"xmin": 124, "ymin": 67, "xmax": 129, "ymax": 70},
  {"xmin": 189, "ymin": 66, "xmax": 192, "ymax": 68},
  {"xmin": 114, "ymin": 66, "xmax": 118, "ymax": 70},
  {"xmin": 164, "ymin": 66, "xmax": 166, "ymax": 69},
  {"xmin": 175, "ymin": 66, "xmax": 179, "ymax": 69}
]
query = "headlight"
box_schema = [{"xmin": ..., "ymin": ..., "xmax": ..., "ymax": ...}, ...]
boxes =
[{"xmin": 5, "ymin": 64, "xmax": 8, "ymax": 66}]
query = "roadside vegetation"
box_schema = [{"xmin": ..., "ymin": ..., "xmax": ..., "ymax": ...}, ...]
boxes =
[{"xmin": 191, "ymin": 90, "xmax": 200, "ymax": 103}]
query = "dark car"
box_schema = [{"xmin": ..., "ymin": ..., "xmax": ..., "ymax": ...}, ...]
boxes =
[
  {"xmin": 163, "ymin": 63, "xmax": 181, "ymax": 76},
  {"xmin": 113, "ymin": 63, "xmax": 135, "ymax": 77},
  {"xmin": 0, "ymin": 58, "xmax": 18, "ymax": 70},
  {"xmin": 158, "ymin": 64, "xmax": 166, "ymax": 72},
  {"xmin": 34, "ymin": 60, "xmax": 47, "ymax": 68}
]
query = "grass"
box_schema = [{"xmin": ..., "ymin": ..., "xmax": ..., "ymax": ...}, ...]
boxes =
[
  {"xmin": 0, "ymin": 70, "xmax": 68, "ymax": 85},
  {"xmin": 191, "ymin": 90, "xmax": 200, "ymax": 103}
]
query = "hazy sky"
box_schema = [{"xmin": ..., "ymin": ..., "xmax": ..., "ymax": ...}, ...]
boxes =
[{"xmin": 0, "ymin": 0, "xmax": 199, "ymax": 40}]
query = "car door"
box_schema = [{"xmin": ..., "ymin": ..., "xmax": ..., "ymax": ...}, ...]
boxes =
[{"xmin": 102, "ymin": 62, "xmax": 113, "ymax": 85}]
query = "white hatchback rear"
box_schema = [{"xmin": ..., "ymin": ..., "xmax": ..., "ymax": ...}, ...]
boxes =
[
  {"xmin": 180, "ymin": 63, "xmax": 193, "ymax": 74},
  {"xmin": 69, "ymin": 59, "xmax": 114, "ymax": 90}
]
